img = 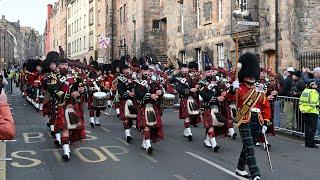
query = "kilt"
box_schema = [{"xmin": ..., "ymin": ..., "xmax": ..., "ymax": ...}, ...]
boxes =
[
  {"xmin": 179, "ymin": 98, "xmax": 201, "ymax": 125},
  {"xmin": 55, "ymin": 104, "xmax": 86, "ymax": 143},
  {"xmin": 202, "ymin": 108, "xmax": 227, "ymax": 136},
  {"xmin": 87, "ymin": 93, "xmax": 94, "ymax": 111},
  {"xmin": 137, "ymin": 104, "xmax": 164, "ymax": 143},
  {"xmin": 119, "ymin": 99, "xmax": 139, "ymax": 121},
  {"xmin": 220, "ymin": 100, "xmax": 234, "ymax": 129}
]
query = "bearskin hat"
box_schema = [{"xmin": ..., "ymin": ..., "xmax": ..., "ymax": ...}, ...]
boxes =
[
  {"xmin": 238, "ymin": 52, "xmax": 260, "ymax": 83},
  {"xmin": 141, "ymin": 64, "xmax": 149, "ymax": 70},
  {"xmin": 42, "ymin": 51, "xmax": 60, "ymax": 73},
  {"xmin": 188, "ymin": 61, "xmax": 198, "ymax": 70}
]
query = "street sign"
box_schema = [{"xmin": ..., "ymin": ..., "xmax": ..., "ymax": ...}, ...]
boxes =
[{"xmin": 237, "ymin": 21, "xmax": 260, "ymax": 26}]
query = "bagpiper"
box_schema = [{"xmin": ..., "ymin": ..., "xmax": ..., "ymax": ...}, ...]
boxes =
[
  {"xmin": 117, "ymin": 61, "xmax": 138, "ymax": 143},
  {"xmin": 134, "ymin": 64, "xmax": 164, "ymax": 154},
  {"xmin": 42, "ymin": 51, "xmax": 60, "ymax": 137},
  {"xmin": 49, "ymin": 58, "xmax": 86, "ymax": 161},
  {"xmin": 171, "ymin": 62, "xmax": 201, "ymax": 142}
]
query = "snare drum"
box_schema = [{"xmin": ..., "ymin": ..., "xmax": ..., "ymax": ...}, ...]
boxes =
[{"xmin": 93, "ymin": 92, "xmax": 107, "ymax": 109}]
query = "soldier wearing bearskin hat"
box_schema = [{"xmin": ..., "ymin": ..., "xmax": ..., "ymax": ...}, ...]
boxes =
[
  {"xmin": 134, "ymin": 64, "xmax": 164, "ymax": 154},
  {"xmin": 49, "ymin": 58, "xmax": 86, "ymax": 161},
  {"xmin": 42, "ymin": 51, "xmax": 60, "ymax": 137},
  {"xmin": 117, "ymin": 61, "xmax": 138, "ymax": 143},
  {"xmin": 171, "ymin": 62, "xmax": 201, "ymax": 142},
  {"xmin": 227, "ymin": 52, "xmax": 271, "ymax": 180}
]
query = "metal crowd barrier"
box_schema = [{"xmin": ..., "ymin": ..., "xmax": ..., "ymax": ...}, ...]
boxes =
[{"xmin": 273, "ymin": 96, "xmax": 320, "ymax": 139}]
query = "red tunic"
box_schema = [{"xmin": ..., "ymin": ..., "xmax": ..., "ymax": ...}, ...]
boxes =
[{"xmin": 227, "ymin": 83, "xmax": 271, "ymax": 125}]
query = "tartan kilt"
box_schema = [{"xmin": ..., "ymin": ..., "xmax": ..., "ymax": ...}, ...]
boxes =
[
  {"xmin": 55, "ymin": 104, "xmax": 86, "ymax": 143},
  {"xmin": 70, "ymin": 103, "xmax": 86, "ymax": 143},
  {"xmin": 202, "ymin": 108, "xmax": 227, "ymax": 136},
  {"xmin": 137, "ymin": 104, "xmax": 164, "ymax": 142},
  {"xmin": 179, "ymin": 98, "xmax": 201, "ymax": 125},
  {"xmin": 55, "ymin": 106, "xmax": 67, "ymax": 131},
  {"xmin": 220, "ymin": 100, "xmax": 234, "ymax": 129},
  {"xmin": 42, "ymin": 102, "xmax": 51, "ymax": 117},
  {"xmin": 119, "ymin": 99, "xmax": 139, "ymax": 121}
]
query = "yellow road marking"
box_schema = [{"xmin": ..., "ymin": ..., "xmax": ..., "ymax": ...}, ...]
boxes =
[
  {"xmin": 11, "ymin": 151, "xmax": 42, "ymax": 168},
  {"xmin": 74, "ymin": 147, "xmax": 107, "ymax": 163}
]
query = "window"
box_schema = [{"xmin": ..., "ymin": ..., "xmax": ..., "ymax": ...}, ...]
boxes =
[
  {"xmin": 152, "ymin": 20, "xmax": 160, "ymax": 31},
  {"xmin": 179, "ymin": 2, "xmax": 184, "ymax": 33},
  {"xmin": 80, "ymin": 38, "xmax": 82, "ymax": 50},
  {"xmin": 89, "ymin": 8, "xmax": 94, "ymax": 25},
  {"xmin": 196, "ymin": 0, "xmax": 201, "ymax": 28},
  {"xmin": 98, "ymin": 10, "xmax": 101, "ymax": 26},
  {"xmin": 71, "ymin": 23, "xmax": 74, "ymax": 34},
  {"xmin": 204, "ymin": 1, "xmax": 212, "ymax": 23},
  {"xmin": 237, "ymin": 0, "xmax": 247, "ymax": 12},
  {"xmin": 84, "ymin": 36, "xmax": 86, "ymax": 49},
  {"xmin": 180, "ymin": 51, "xmax": 186, "ymax": 64},
  {"xmin": 123, "ymin": 4, "xmax": 126, "ymax": 22},
  {"xmin": 89, "ymin": 32, "xmax": 93, "ymax": 49},
  {"xmin": 68, "ymin": 24, "xmax": 71, "ymax": 37},
  {"xmin": 217, "ymin": 44, "xmax": 224, "ymax": 68},
  {"xmin": 133, "ymin": 21, "xmax": 136, "ymax": 42},
  {"xmin": 196, "ymin": 48, "xmax": 202, "ymax": 71},
  {"xmin": 219, "ymin": 0, "xmax": 223, "ymax": 22},
  {"xmin": 77, "ymin": 39, "xmax": 80, "ymax": 52},
  {"xmin": 84, "ymin": 14, "xmax": 86, "ymax": 28},
  {"xmin": 68, "ymin": 7, "xmax": 71, "ymax": 19},
  {"xmin": 120, "ymin": 7, "xmax": 123, "ymax": 23},
  {"xmin": 68, "ymin": 43, "xmax": 71, "ymax": 56},
  {"xmin": 80, "ymin": 17, "xmax": 81, "ymax": 30}
]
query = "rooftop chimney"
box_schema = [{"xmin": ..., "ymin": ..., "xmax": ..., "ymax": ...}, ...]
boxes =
[{"xmin": 1, "ymin": 15, "xmax": 5, "ymax": 20}]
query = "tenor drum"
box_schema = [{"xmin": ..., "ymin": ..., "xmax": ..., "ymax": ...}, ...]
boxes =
[
  {"xmin": 93, "ymin": 92, "xmax": 107, "ymax": 109},
  {"xmin": 163, "ymin": 93, "xmax": 175, "ymax": 107}
]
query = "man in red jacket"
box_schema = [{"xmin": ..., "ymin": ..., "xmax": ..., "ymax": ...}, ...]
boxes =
[{"xmin": 227, "ymin": 53, "xmax": 271, "ymax": 180}]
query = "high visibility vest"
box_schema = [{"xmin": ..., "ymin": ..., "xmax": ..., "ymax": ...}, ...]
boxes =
[{"xmin": 299, "ymin": 88, "xmax": 319, "ymax": 114}]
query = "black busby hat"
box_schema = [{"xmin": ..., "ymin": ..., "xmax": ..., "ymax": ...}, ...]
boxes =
[
  {"xmin": 238, "ymin": 52, "xmax": 260, "ymax": 83},
  {"xmin": 188, "ymin": 61, "xmax": 198, "ymax": 70},
  {"xmin": 181, "ymin": 64, "xmax": 188, "ymax": 68},
  {"xmin": 90, "ymin": 60, "xmax": 99, "ymax": 70},
  {"xmin": 60, "ymin": 58, "xmax": 68, "ymax": 64},
  {"xmin": 141, "ymin": 64, "xmax": 149, "ymax": 70}
]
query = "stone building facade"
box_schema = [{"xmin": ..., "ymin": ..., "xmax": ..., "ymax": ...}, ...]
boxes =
[{"xmin": 0, "ymin": 15, "xmax": 24, "ymax": 67}]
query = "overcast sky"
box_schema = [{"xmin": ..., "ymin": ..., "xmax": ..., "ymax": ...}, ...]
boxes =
[{"xmin": 0, "ymin": 0, "xmax": 57, "ymax": 34}]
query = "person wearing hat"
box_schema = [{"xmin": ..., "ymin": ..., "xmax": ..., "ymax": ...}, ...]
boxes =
[
  {"xmin": 41, "ymin": 51, "xmax": 60, "ymax": 137},
  {"xmin": 299, "ymin": 81, "xmax": 319, "ymax": 148},
  {"xmin": 171, "ymin": 63, "xmax": 201, "ymax": 142},
  {"xmin": 134, "ymin": 64, "xmax": 164, "ymax": 154},
  {"xmin": 117, "ymin": 64, "xmax": 137, "ymax": 143},
  {"xmin": 291, "ymin": 70, "xmax": 306, "ymax": 132},
  {"xmin": 280, "ymin": 67, "xmax": 295, "ymax": 96},
  {"xmin": 227, "ymin": 52, "xmax": 271, "ymax": 180}
]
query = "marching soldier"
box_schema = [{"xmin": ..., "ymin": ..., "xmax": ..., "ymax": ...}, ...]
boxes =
[{"xmin": 227, "ymin": 52, "xmax": 271, "ymax": 180}]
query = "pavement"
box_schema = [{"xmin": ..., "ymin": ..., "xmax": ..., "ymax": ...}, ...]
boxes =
[{"xmin": 3, "ymin": 87, "xmax": 320, "ymax": 180}]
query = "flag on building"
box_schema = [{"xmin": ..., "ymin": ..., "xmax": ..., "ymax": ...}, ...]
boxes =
[{"xmin": 98, "ymin": 35, "xmax": 110, "ymax": 49}]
